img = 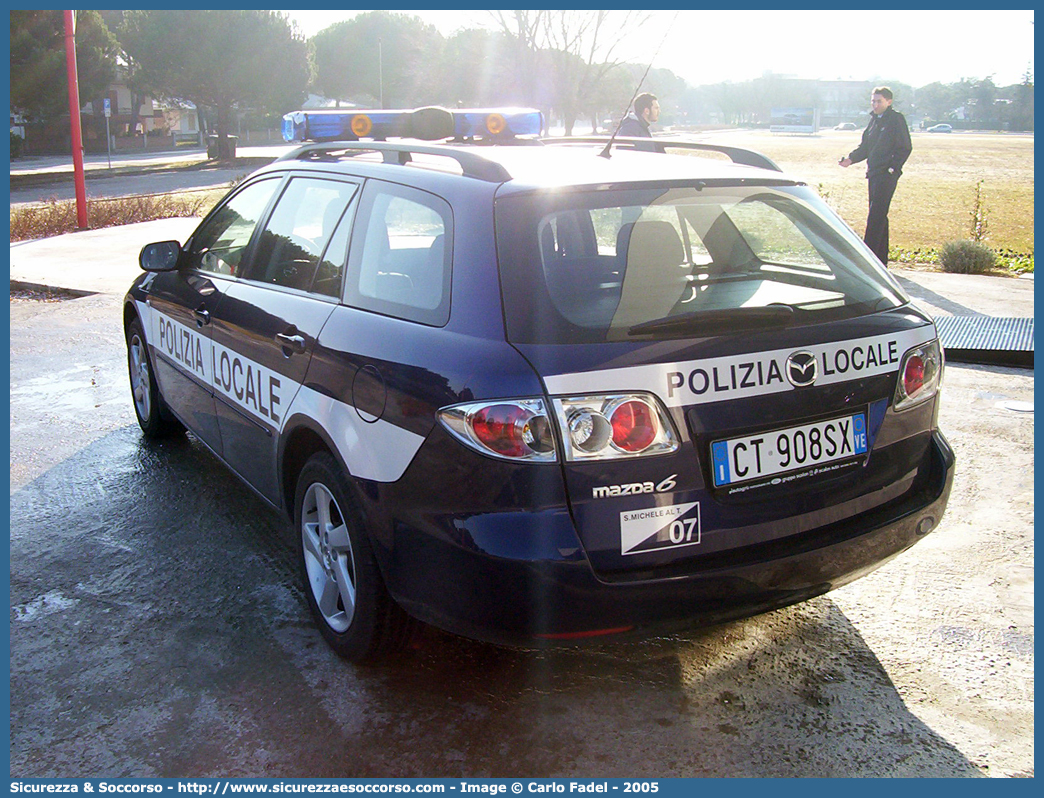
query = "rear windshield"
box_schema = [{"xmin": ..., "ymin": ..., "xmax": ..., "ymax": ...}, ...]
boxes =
[{"xmin": 495, "ymin": 185, "xmax": 907, "ymax": 344}]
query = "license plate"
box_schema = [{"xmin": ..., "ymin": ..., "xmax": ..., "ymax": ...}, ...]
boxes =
[{"xmin": 711, "ymin": 413, "xmax": 868, "ymax": 487}]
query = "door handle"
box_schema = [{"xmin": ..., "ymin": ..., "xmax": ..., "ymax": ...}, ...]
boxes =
[
  {"xmin": 276, "ymin": 332, "xmax": 307, "ymax": 356},
  {"xmin": 194, "ymin": 306, "xmax": 211, "ymax": 327}
]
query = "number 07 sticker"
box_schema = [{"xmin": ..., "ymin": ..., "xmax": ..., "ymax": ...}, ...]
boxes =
[{"xmin": 620, "ymin": 502, "xmax": 702, "ymax": 556}]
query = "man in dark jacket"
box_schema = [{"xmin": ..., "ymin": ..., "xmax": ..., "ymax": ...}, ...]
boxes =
[
  {"xmin": 839, "ymin": 86, "xmax": 912, "ymax": 266},
  {"xmin": 618, "ymin": 93, "xmax": 659, "ymax": 138}
]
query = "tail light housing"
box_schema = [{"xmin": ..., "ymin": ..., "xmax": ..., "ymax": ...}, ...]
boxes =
[
  {"xmin": 552, "ymin": 393, "xmax": 678, "ymax": 462},
  {"xmin": 894, "ymin": 339, "xmax": 943, "ymax": 411},
  {"xmin": 437, "ymin": 393, "xmax": 679, "ymax": 463},
  {"xmin": 438, "ymin": 399, "xmax": 556, "ymax": 462}
]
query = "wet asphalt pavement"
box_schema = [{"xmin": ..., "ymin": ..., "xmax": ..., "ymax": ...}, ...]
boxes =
[{"xmin": 9, "ymin": 288, "xmax": 1033, "ymax": 778}]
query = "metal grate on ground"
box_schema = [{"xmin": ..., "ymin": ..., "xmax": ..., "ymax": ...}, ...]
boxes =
[{"xmin": 935, "ymin": 316, "xmax": 1034, "ymax": 368}]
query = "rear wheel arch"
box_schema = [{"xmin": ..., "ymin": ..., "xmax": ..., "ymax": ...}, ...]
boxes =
[
  {"xmin": 280, "ymin": 419, "xmax": 342, "ymax": 519},
  {"xmin": 280, "ymin": 417, "xmax": 380, "ymax": 522}
]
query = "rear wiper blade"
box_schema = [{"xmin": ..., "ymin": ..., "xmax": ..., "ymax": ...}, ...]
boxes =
[{"xmin": 627, "ymin": 305, "xmax": 795, "ymax": 336}]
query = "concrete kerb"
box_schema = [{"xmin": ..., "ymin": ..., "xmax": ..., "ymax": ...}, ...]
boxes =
[{"xmin": 9, "ymin": 217, "xmax": 201, "ymax": 297}]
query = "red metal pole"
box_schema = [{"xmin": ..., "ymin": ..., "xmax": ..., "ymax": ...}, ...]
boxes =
[{"xmin": 64, "ymin": 9, "xmax": 88, "ymax": 229}]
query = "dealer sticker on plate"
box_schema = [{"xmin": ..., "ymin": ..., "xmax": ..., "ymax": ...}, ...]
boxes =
[{"xmin": 711, "ymin": 413, "xmax": 867, "ymax": 488}]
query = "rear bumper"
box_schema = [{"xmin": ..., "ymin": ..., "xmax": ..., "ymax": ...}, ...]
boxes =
[{"xmin": 387, "ymin": 431, "xmax": 955, "ymax": 647}]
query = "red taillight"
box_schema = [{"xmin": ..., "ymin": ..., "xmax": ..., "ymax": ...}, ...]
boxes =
[
  {"xmin": 471, "ymin": 404, "xmax": 529, "ymax": 458},
  {"xmin": 610, "ymin": 400, "xmax": 657, "ymax": 452},
  {"xmin": 439, "ymin": 393, "xmax": 678, "ymax": 463},
  {"xmin": 894, "ymin": 340, "xmax": 943, "ymax": 411},
  {"xmin": 437, "ymin": 399, "xmax": 557, "ymax": 462},
  {"xmin": 903, "ymin": 355, "xmax": 925, "ymax": 397}
]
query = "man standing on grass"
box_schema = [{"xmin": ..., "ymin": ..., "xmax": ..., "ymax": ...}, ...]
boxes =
[{"xmin": 839, "ymin": 86, "xmax": 912, "ymax": 266}]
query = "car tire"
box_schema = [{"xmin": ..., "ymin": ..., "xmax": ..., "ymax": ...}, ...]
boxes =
[
  {"xmin": 126, "ymin": 318, "xmax": 184, "ymax": 438},
  {"xmin": 295, "ymin": 451, "xmax": 414, "ymax": 663}
]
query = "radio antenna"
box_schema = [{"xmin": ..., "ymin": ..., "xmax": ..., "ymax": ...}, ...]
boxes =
[{"xmin": 599, "ymin": 12, "xmax": 679, "ymax": 159}]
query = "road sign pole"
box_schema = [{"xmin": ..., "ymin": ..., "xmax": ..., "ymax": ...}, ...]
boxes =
[{"xmin": 103, "ymin": 97, "xmax": 112, "ymax": 169}]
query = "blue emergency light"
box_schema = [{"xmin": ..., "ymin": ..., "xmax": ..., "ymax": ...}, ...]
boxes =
[{"xmin": 282, "ymin": 106, "xmax": 543, "ymax": 143}]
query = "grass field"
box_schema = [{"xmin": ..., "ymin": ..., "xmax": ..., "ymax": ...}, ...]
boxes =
[{"xmin": 682, "ymin": 130, "xmax": 1034, "ymax": 257}]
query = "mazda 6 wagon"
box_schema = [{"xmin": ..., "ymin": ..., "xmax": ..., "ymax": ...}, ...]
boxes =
[{"xmin": 125, "ymin": 107, "xmax": 954, "ymax": 662}]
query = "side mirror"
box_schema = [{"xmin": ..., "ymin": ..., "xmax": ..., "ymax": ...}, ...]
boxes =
[{"xmin": 139, "ymin": 240, "xmax": 182, "ymax": 272}]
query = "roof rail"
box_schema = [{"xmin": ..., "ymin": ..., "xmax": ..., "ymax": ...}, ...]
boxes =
[
  {"xmin": 541, "ymin": 136, "xmax": 783, "ymax": 172},
  {"xmin": 275, "ymin": 141, "xmax": 512, "ymax": 183}
]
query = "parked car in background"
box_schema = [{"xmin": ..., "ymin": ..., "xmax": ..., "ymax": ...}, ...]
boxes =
[
  {"xmin": 834, "ymin": 122, "xmax": 857, "ymax": 131},
  {"xmin": 927, "ymin": 124, "xmax": 953, "ymax": 133}
]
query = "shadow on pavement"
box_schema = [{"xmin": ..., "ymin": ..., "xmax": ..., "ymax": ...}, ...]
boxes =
[
  {"xmin": 893, "ymin": 274, "xmax": 984, "ymax": 317},
  {"xmin": 10, "ymin": 427, "xmax": 981, "ymax": 778}
]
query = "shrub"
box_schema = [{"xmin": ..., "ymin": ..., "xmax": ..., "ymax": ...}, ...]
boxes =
[
  {"xmin": 10, "ymin": 132, "xmax": 24, "ymax": 158},
  {"xmin": 939, "ymin": 240, "xmax": 996, "ymax": 274},
  {"xmin": 10, "ymin": 191, "xmax": 217, "ymax": 241}
]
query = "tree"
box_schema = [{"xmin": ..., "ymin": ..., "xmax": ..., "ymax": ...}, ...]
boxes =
[
  {"xmin": 1009, "ymin": 68, "xmax": 1034, "ymax": 131},
  {"xmin": 119, "ymin": 10, "xmax": 309, "ymax": 158},
  {"xmin": 311, "ymin": 12, "xmax": 444, "ymax": 108},
  {"xmin": 490, "ymin": 10, "xmax": 547, "ymax": 114},
  {"xmin": 96, "ymin": 10, "xmax": 154, "ymax": 146},
  {"xmin": 912, "ymin": 81, "xmax": 960, "ymax": 122},
  {"xmin": 438, "ymin": 28, "xmax": 519, "ymax": 107},
  {"xmin": 547, "ymin": 10, "xmax": 651, "ymax": 135},
  {"xmin": 971, "ymin": 76, "xmax": 999, "ymax": 125},
  {"xmin": 491, "ymin": 10, "xmax": 652, "ymax": 135},
  {"xmin": 587, "ymin": 65, "xmax": 635, "ymax": 132},
  {"xmin": 10, "ymin": 10, "xmax": 118, "ymax": 120},
  {"xmin": 707, "ymin": 81, "xmax": 744, "ymax": 126}
]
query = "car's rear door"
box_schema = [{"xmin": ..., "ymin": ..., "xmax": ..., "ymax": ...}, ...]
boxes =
[{"xmin": 209, "ymin": 174, "xmax": 361, "ymax": 503}]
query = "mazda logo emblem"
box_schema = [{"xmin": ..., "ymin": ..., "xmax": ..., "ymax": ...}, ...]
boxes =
[{"xmin": 786, "ymin": 351, "xmax": 818, "ymax": 387}]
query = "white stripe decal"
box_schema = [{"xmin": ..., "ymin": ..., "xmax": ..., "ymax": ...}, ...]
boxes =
[
  {"xmin": 283, "ymin": 386, "xmax": 425, "ymax": 483},
  {"xmin": 543, "ymin": 326, "xmax": 936, "ymax": 407},
  {"xmin": 138, "ymin": 299, "xmax": 214, "ymax": 386},
  {"xmin": 135, "ymin": 300, "xmax": 425, "ymax": 482},
  {"xmin": 211, "ymin": 337, "xmax": 300, "ymax": 428}
]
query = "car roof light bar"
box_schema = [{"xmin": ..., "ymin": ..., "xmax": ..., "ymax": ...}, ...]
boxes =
[
  {"xmin": 282, "ymin": 107, "xmax": 543, "ymax": 145},
  {"xmin": 542, "ymin": 136, "xmax": 783, "ymax": 172},
  {"xmin": 276, "ymin": 140, "xmax": 513, "ymax": 183}
]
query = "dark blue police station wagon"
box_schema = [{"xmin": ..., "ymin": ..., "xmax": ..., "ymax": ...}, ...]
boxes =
[{"xmin": 125, "ymin": 107, "xmax": 954, "ymax": 662}]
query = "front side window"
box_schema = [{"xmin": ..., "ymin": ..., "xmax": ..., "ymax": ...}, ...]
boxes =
[
  {"xmin": 244, "ymin": 176, "xmax": 358, "ymax": 293},
  {"xmin": 496, "ymin": 185, "xmax": 907, "ymax": 344},
  {"xmin": 345, "ymin": 182, "xmax": 452, "ymax": 325},
  {"xmin": 188, "ymin": 178, "xmax": 281, "ymax": 276}
]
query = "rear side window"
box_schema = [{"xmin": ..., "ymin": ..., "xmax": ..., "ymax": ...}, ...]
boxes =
[
  {"xmin": 244, "ymin": 176, "xmax": 358, "ymax": 294},
  {"xmin": 345, "ymin": 182, "xmax": 452, "ymax": 326},
  {"xmin": 188, "ymin": 178, "xmax": 281, "ymax": 276},
  {"xmin": 496, "ymin": 185, "xmax": 906, "ymax": 344},
  {"xmin": 725, "ymin": 201, "xmax": 829, "ymax": 270}
]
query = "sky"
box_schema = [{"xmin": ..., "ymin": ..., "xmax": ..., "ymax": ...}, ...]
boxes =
[{"xmin": 283, "ymin": 9, "xmax": 1035, "ymax": 89}]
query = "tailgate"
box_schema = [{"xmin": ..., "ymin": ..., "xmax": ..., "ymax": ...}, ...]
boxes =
[{"xmin": 520, "ymin": 314, "xmax": 940, "ymax": 577}]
